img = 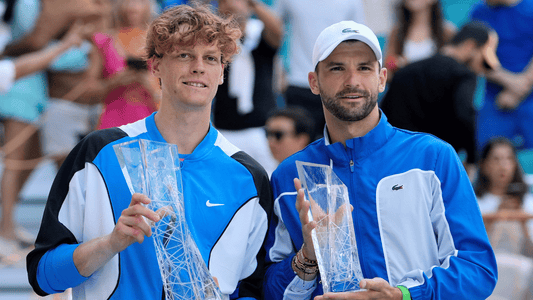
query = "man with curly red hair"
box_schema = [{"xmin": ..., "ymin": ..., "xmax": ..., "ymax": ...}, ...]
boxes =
[{"xmin": 27, "ymin": 4, "xmax": 273, "ymax": 299}]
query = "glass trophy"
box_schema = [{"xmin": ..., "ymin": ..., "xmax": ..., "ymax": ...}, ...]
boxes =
[
  {"xmin": 114, "ymin": 139, "xmax": 224, "ymax": 300},
  {"xmin": 296, "ymin": 161, "xmax": 364, "ymax": 293}
]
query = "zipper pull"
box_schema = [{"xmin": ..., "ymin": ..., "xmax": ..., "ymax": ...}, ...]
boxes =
[{"xmin": 350, "ymin": 160, "xmax": 354, "ymax": 173}]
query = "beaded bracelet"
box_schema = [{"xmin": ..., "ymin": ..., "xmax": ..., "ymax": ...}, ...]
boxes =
[
  {"xmin": 292, "ymin": 246, "xmax": 318, "ymax": 281},
  {"xmin": 292, "ymin": 256, "xmax": 318, "ymax": 282},
  {"xmin": 297, "ymin": 246, "xmax": 317, "ymax": 265}
]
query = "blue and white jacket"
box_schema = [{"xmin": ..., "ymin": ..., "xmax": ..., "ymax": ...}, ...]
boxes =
[
  {"xmin": 264, "ymin": 112, "xmax": 497, "ymax": 299},
  {"xmin": 27, "ymin": 113, "xmax": 272, "ymax": 299}
]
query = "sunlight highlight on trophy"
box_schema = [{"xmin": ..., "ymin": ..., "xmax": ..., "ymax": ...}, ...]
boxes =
[
  {"xmin": 114, "ymin": 139, "xmax": 224, "ymax": 300},
  {"xmin": 296, "ymin": 161, "xmax": 364, "ymax": 293}
]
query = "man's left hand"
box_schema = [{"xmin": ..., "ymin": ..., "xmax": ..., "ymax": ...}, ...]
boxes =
[{"xmin": 314, "ymin": 278, "xmax": 403, "ymax": 300}]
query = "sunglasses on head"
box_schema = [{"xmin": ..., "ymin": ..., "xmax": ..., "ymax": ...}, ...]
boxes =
[{"xmin": 265, "ymin": 129, "xmax": 295, "ymax": 141}]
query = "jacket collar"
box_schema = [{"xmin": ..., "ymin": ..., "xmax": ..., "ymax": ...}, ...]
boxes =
[
  {"xmin": 146, "ymin": 112, "xmax": 218, "ymax": 161},
  {"xmin": 324, "ymin": 110, "xmax": 395, "ymax": 162}
]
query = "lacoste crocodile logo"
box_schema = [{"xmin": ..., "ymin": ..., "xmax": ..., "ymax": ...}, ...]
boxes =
[
  {"xmin": 392, "ymin": 184, "xmax": 403, "ymax": 191},
  {"xmin": 342, "ymin": 28, "xmax": 359, "ymax": 34}
]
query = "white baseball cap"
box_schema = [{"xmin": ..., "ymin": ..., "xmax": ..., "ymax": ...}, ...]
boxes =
[{"xmin": 312, "ymin": 20, "xmax": 382, "ymax": 70}]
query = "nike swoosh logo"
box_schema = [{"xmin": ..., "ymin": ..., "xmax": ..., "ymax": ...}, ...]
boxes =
[{"xmin": 206, "ymin": 200, "xmax": 224, "ymax": 207}]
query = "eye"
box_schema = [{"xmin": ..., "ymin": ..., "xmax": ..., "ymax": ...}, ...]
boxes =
[
  {"xmin": 206, "ymin": 56, "xmax": 219, "ymax": 63},
  {"xmin": 330, "ymin": 66, "xmax": 343, "ymax": 71},
  {"xmin": 178, "ymin": 53, "xmax": 190, "ymax": 59}
]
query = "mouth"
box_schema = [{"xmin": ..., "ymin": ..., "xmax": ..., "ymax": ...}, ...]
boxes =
[
  {"xmin": 336, "ymin": 88, "xmax": 368, "ymax": 100},
  {"xmin": 339, "ymin": 95, "xmax": 364, "ymax": 100},
  {"xmin": 183, "ymin": 81, "xmax": 207, "ymax": 88}
]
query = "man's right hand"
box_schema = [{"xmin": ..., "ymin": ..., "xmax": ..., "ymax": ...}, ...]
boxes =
[
  {"xmin": 110, "ymin": 193, "xmax": 161, "ymax": 253},
  {"xmin": 74, "ymin": 193, "xmax": 161, "ymax": 277}
]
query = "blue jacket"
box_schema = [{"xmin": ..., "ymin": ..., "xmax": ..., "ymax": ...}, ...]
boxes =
[
  {"xmin": 264, "ymin": 112, "xmax": 497, "ymax": 299},
  {"xmin": 27, "ymin": 113, "xmax": 272, "ymax": 299}
]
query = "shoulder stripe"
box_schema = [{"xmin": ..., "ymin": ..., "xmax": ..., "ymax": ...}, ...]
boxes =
[
  {"xmin": 214, "ymin": 131, "xmax": 241, "ymax": 157},
  {"xmin": 275, "ymin": 191, "xmax": 297, "ymax": 203},
  {"xmin": 118, "ymin": 118, "xmax": 148, "ymax": 138}
]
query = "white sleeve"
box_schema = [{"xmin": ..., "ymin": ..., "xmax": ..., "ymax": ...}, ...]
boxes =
[{"xmin": 0, "ymin": 59, "xmax": 16, "ymax": 94}]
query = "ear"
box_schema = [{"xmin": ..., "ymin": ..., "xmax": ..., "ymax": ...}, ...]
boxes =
[
  {"xmin": 219, "ymin": 64, "xmax": 225, "ymax": 85},
  {"xmin": 308, "ymin": 71, "xmax": 320, "ymax": 95},
  {"xmin": 378, "ymin": 67, "xmax": 387, "ymax": 93},
  {"xmin": 150, "ymin": 57, "xmax": 162, "ymax": 79}
]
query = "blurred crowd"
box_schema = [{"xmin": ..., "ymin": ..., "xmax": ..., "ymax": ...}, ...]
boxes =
[{"xmin": 0, "ymin": 0, "xmax": 532, "ymax": 298}]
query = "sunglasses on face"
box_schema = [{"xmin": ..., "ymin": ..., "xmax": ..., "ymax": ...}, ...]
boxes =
[{"xmin": 265, "ymin": 129, "xmax": 295, "ymax": 141}]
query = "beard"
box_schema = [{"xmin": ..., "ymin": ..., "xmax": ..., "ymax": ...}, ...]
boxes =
[{"xmin": 319, "ymin": 85, "xmax": 378, "ymax": 122}]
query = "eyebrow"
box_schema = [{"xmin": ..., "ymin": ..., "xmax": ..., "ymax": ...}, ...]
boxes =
[
  {"xmin": 357, "ymin": 60, "xmax": 375, "ymax": 67},
  {"xmin": 324, "ymin": 62, "xmax": 344, "ymax": 68},
  {"xmin": 324, "ymin": 60, "xmax": 375, "ymax": 68},
  {"xmin": 203, "ymin": 50, "xmax": 221, "ymax": 56}
]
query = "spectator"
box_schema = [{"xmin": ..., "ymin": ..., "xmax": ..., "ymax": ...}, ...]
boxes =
[
  {"xmin": 40, "ymin": 0, "xmax": 113, "ymax": 170},
  {"xmin": 0, "ymin": 0, "xmax": 53, "ymax": 256},
  {"xmin": 95, "ymin": 0, "xmax": 159, "ymax": 130},
  {"xmin": 264, "ymin": 20, "xmax": 497, "ymax": 299},
  {"xmin": 0, "ymin": 21, "xmax": 86, "ymax": 264},
  {"xmin": 475, "ymin": 137, "xmax": 533, "ymax": 300},
  {"xmin": 483, "ymin": 183, "xmax": 533, "ymax": 255},
  {"xmin": 381, "ymin": 21, "xmax": 500, "ymax": 173},
  {"xmin": 274, "ymin": 0, "xmax": 366, "ymax": 140},
  {"xmin": 0, "ymin": 22, "xmax": 85, "ymax": 94},
  {"xmin": 0, "ymin": 0, "xmax": 93, "ymax": 260},
  {"xmin": 470, "ymin": 0, "xmax": 533, "ymax": 152},
  {"xmin": 384, "ymin": 0, "xmax": 456, "ymax": 82},
  {"xmin": 264, "ymin": 106, "xmax": 314, "ymax": 165},
  {"xmin": 213, "ymin": 0, "xmax": 282, "ymax": 175},
  {"xmin": 26, "ymin": 4, "xmax": 272, "ymax": 299},
  {"xmin": 475, "ymin": 137, "xmax": 533, "ymax": 256}
]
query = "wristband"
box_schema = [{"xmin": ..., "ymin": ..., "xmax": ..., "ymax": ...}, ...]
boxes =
[{"xmin": 397, "ymin": 285, "xmax": 411, "ymax": 300}]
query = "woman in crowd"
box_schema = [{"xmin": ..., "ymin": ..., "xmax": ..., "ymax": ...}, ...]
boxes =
[
  {"xmin": 384, "ymin": 0, "xmax": 456, "ymax": 81},
  {"xmin": 93, "ymin": 0, "xmax": 159, "ymax": 129},
  {"xmin": 475, "ymin": 137, "xmax": 533, "ymax": 257}
]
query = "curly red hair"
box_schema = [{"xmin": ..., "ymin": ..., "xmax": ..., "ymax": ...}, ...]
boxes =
[{"xmin": 145, "ymin": 3, "xmax": 241, "ymax": 64}]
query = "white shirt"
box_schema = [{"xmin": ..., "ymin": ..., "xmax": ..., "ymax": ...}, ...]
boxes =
[
  {"xmin": 478, "ymin": 192, "xmax": 533, "ymax": 253},
  {"xmin": 275, "ymin": 0, "xmax": 366, "ymax": 88},
  {"xmin": 0, "ymin": 59, "xmax": 16, "ymax": 94},
  {"xmin": 403, "ymin": 38, "xmax": 437, "ymax": 63}
]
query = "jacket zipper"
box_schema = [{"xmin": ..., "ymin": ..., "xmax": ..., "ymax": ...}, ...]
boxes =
[{"xmin": 348, "ymin": 157, "xmax": 368, "ymax": 279}]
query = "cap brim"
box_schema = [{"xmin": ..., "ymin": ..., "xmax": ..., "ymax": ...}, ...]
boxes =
[{"xmin": 316, "ymin": 33, "xmax": 382, "ymax": 68}]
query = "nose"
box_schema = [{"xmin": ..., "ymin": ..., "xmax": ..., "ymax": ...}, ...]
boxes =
[
  {"xmin": 191, "ymin": 57, "xmax": 205, "ymax": 74},
  {"xmin": 344, "ymin": 71, "xmax": 360, "ymax": 88}
]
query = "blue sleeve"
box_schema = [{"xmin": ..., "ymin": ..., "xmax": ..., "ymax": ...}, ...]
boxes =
[
  {"xmin": 36, "ymin": 244, "xmax": 89, "ymax": 294},
  {"xmin": 263, "ymin": 169, "xmax": 318, "ymax": 299},
  {"xmin": 409, "ymin": 144, "xmax": 497, "ymax": 299},
  {"xmin": 264, "ymin": 254, "xmax": 294, "ymax": 297}
]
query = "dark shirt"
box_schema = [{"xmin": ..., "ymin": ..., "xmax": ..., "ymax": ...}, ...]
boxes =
[
  {"xmin": 381, "ymin": 54, "xmax": 478, "ymax": 163},
  {"xmin": 213, "ymin": 36, "xmax": 277, "ymax": 130}
]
